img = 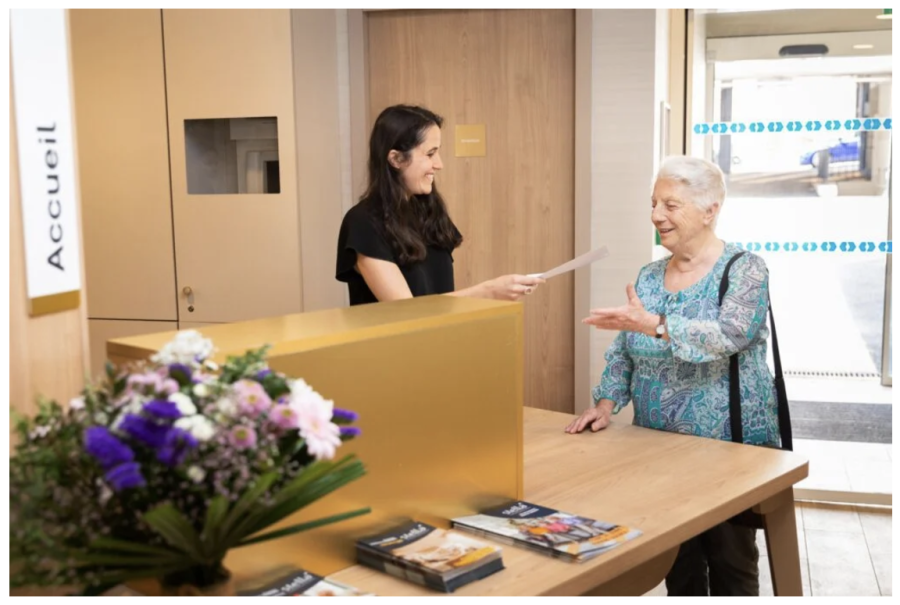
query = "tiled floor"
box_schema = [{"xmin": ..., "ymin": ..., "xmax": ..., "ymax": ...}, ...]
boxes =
[
  {"xmin": 643, "ymin": 502, "xmax": 891, "ymax": 597},
  {"xmin": 783, "ymin": 376, "xmax": 892, "ymax": 497},
  {"xmin": 794, "ymin": 438, "xmax": 892, "ymax": 495}
]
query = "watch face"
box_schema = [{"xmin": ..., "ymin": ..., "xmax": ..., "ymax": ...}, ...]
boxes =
[{"xmin": 656, "ymin": 324, "xmax": 665, "ymax": 335}]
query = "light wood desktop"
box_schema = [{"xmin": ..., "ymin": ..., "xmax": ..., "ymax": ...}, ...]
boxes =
[{"xmin": 321, "ymin": 407, "xmax": 809, "ymax": 596}]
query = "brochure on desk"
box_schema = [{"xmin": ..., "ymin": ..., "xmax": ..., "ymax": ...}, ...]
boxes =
[
  {"xmin": 238, "ymin": 568, "xmax": 373, "ymax": 596},
  {"xmin": 452, "ymin": 501, "xmax": 641, "ymax": 562},
  {"xmin": 356, "ymin": 521, "xmax": 504, "ymax": 592}
]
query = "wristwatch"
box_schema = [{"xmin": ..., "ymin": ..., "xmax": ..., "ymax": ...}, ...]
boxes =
[{"xmin": 655, "ymin": 314, "xmax": 667, "ymax": 339}]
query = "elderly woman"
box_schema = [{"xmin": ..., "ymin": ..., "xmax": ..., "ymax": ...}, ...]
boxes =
[{"xmin": 565, "ymin": 155, "xmax": 779, "ymax": 597}]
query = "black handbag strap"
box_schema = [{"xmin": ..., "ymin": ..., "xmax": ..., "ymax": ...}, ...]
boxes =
[{"xmin": 719, "ymin": 251, "xmax": 793, "ymax": 451}]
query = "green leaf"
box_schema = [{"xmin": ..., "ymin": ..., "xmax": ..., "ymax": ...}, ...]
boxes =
[
  {"xmin": 142, "ymin": 504, "xmax": 205, "ymax": 562},
  {"xmin": 270, "ymin": 455, "xmax": 356, "ymax": 508},
  {"xmin": 233, "ymin": 460, "xmax": 366, "ymax": 543},
  {"xmin": 236, "ymin": 507, "xmax": 371, "ymax": 548},
  {"xmin": 201, "ymin": 495, "xmax": 229, "ymax": 550},
  {"xmin": 218, "ymin": 472, "xmax": 279, "ymax": 546}
]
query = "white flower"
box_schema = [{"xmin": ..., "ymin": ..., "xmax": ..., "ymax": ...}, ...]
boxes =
[
  {"xmin": 175, "ymin": 415, "xmax": 216, "ymax": 442},
  {"xmin": 69, "ymin": 397, "xmax": 85, "ymax": 410},
  {"xmin": 186, "ymin": 466, "xmax": 206, "ymax": 483},
  {"xmin": 150, "ymin": 330, "xmax": 215, "ymax": 366},
  {"xmin": 29, "ymin": 425, "xmax": 51, "ymax": 440},
  {"xmin": 192, "ymin": 418, "xmax": 216, "ymax": 442},
  {"xmin": 97, "ymin": 480, "xmax": 113, "ymax": 506},
  {"xmin": 193, "ymin": 383, "xmax": 210, "ymax": 398},
  {"xmin": 169, "ymin": 392, "xmax": 197, "ymax": 416},
  {"xmin": 289, "ymin": 378, "xmax": 333, "ymax": 415},
  {"xmin": 213, "ymin": 395, "xmax": 237, "ymax": 417},
  {"xmin": 203, "ymin": 360, "xmax": 219, "ymax": 372}
]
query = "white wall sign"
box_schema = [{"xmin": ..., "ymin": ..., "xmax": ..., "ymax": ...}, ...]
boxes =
[{"xmin": 11, "ymin": 9, "xmax": 82, "ymax": 316}]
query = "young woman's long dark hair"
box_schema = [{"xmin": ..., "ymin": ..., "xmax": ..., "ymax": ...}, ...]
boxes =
[{"xmin": 361, "ymin": 105, "xmax": 462, "ymax": 265}]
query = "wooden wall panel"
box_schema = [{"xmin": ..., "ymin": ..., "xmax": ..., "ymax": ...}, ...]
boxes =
[
  {"xmin": 69, "ymin": 9, "xmax": 177, "ymax": 321},
  {"xmin": 366, "ymin": 9, "xmax": 575, "ymax": 411}
]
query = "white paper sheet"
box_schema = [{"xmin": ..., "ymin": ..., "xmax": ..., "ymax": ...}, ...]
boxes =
[{"xmin": 528, "ymin": 246, "xmax": 610, "ymax": 280}]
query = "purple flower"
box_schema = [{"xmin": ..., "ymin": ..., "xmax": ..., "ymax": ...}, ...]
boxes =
[
  {"xmin": 143, "ymin": 400, "xmax": 182, "ymax": 420},
  {"xmin": 339, "ymin": 426, "xmax": 362, "ymax": 438},
  {"xmin": 255, "ymin": 369, "xmax": 272, "ymax": 381},
  {"xmin": 84, "ymin": 426, "xmax": 135, "ymax": 470},
  {"xmin": 156, "ymin": 427, "xmax": 198, "ymax": 467},
  {"xmin": 269, "ymin": 403, "xmax": 299, "ymax": 430},
  {"xmin": 168, "ymin": 363, "xmax": 193, "ymax": 385},
  {"xmin": 229, "ymin": 425, "xmax": 257, "ymax": 449},
  {"xmin": 331, "ymin": 408, "xmax": 359, "ymax": 424},
  {"xmin": 105, "ymin": 462, "xmax": 145, "ymax": 491},
  {"xmin": 120, "ymin": 414, "xmax": 169, "ymax": 448}
]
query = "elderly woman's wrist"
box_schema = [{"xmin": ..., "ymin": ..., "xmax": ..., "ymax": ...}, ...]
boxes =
[
  {"xmin": 595, "ymin": 399, "xmax": 615, "ymax": 414},
  {"xmin": 642, "ymin": 312, "xmax": 660, "ymax": 336}
]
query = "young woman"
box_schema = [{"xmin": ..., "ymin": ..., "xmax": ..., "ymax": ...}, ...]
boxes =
[{"xmin": 336, "ymin": 104, "xmax": 543, "ymax": 305}]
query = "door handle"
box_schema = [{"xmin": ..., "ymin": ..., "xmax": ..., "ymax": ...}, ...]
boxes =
[{"xmin": 182, "ymin": 286, "xmax": 195, "ymax": 313}]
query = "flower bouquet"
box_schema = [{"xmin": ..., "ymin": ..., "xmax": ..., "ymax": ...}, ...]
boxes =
[{"xmin": 10, "ymin": 330, "xmax": 369, "ymax": 595}]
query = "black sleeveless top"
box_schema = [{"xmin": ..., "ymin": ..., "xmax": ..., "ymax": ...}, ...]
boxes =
[{"xmin": 335, "ymin": 200, "xmax": 461, "ymax": 305}]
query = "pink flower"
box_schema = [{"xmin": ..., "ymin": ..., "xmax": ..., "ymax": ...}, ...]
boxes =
[
  {"xmin": 126, "ymin": 371, "xmax": 178, "ymax": 397},
  {"xmin": 294, "ymin": 400, "xmax": 340, "ymax": 461},
  {"xmin": 229, "ymin": 425, "xmax": 257, "ymax": 450},
  {"xmin": 125, "ymin": 372, "xmax": 154, "ymax": 392},
  {"xmin": 299, "ymin": 413, "xmax": 341, "ymax": 461},
  {"xmin": 287, "ymin": 378, "xmax": 341, "ymax": 460},
  {"xmin": 233, "ymin": 379, "xmax": 272, "ymax": 417},
  {"xmin": 269, "ymin": 403, "xmax": 299, "ymax": 431}
]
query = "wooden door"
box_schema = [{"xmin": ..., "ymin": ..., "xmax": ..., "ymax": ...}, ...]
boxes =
[
  {"xmin": 366, "ymin": 9, "xmax": 575, "ymax": 412},
  {"xmin": 162, "ymin": 9, "xmax": 302, "ymax": 323}
]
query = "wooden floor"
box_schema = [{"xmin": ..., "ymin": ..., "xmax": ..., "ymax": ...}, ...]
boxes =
[{"xmin": 643, "ymin": 502, "xmax": 892, "ymax": 597}]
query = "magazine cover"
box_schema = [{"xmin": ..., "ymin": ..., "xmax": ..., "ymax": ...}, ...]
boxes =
[
  {"xmin": 358, "ymin": 521, "xmax": 501, "ymax": 575},
  {"xmin": 452, "ymin": 501, "xmax": 641, "ymax": 560},
  {"xmin": 238, "ymin": 569, "xmax": 373, "ymax": 596}
]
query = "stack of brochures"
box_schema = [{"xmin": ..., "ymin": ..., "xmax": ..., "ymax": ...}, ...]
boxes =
[
  {"xmin": 452, "ymin": 500, "xmax": 641, "ymax": 563},
  {"xmin": 238, "ymin": 568, "xmax": 373, "ymax": 596},
  {"xmin": 356, "ymin": 520, "xmax": 504, "ymax": 593}
]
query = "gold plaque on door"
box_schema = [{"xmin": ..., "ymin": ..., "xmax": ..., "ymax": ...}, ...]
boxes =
[{"xmin": 455, "ymin": 124, "xmax": 486, "ymax": 157}]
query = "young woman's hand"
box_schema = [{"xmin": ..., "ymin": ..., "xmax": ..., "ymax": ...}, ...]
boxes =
[{"xmin": 482, "ymin": 274, "xmax": 545, "ymax": 301}]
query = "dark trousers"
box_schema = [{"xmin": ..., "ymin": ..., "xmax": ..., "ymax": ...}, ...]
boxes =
[{"xmin": 665, "ymin": 521, "xmax": 760, "ymax": 596}]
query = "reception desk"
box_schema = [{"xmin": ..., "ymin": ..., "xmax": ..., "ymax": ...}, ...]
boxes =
[
  {"xmin": 108, "ymin": 296, "xmax": 526, "ymax": 577},
  {"xmin": 106, "ymin": 297, "xmax": 808, "ymax": 596}
]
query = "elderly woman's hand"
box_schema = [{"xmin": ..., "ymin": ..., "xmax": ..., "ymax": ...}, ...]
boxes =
[
  {"xmin": 565, "ymin": 400, "xmax": 614, "ymax": 433},
  {"xmin": 583, "ymin": 284, "xmax": 658, "ymax": 336}
]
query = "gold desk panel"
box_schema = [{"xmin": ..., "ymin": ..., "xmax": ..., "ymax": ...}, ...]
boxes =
[{"xmin": 108, "ymin": 295, "xmax": 524, "ymax": 577}]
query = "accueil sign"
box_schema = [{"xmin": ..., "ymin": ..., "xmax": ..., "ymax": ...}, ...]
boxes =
[{"xmin": 11, "ymin": 9, "xmax": 82, "ymax": 316}]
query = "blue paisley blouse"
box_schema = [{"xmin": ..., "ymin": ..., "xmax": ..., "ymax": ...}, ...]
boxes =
[{"xmin": 592, "ymin": 242, "xmax": 780, "ymax": 446}]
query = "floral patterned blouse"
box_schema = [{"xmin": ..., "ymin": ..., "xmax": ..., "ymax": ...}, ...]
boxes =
[{"xmin": 592, "ymin": 242, "xmax": 780, "ymax": 446}]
